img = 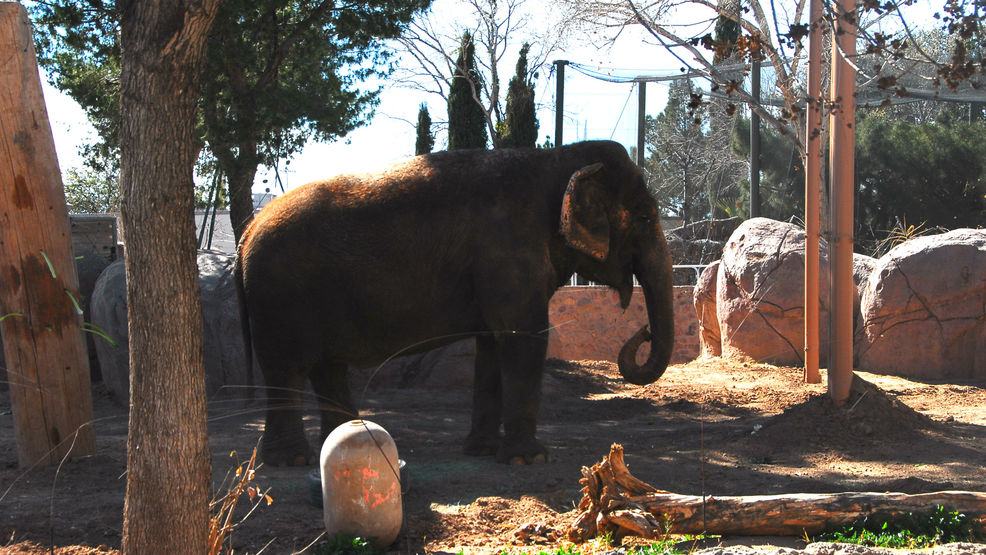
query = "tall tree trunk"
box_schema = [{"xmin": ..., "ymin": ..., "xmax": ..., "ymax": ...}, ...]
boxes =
[
  {"xmin": 118, "ymin": 1, "xmax": 221, "ymax": 552},
  {"xmin": 225, "ymin": 141, "xmax": 259, "ymax": 243}
]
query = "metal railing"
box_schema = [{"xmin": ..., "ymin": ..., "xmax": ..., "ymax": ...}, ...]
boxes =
[{"xmin": 567, "ymin": 264, "xmax": 711, "ymax": 287}]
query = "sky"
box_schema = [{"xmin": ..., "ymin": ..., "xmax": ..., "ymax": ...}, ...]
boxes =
[
  {"xmin": 38, "ymin": 0, "xmax": 942, "ymax": 196},
  {"xmin": 246, "ymin": 23, "xmax": 695, "ymax": 194},
  {"xmin": 39, "ymin": 1, "xmax": 699, "ymax": 196}
]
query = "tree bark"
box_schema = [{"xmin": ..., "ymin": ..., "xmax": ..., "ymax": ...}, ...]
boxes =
[
  {"xmin": 223, "ymin": 142, "xmax": 259, "ymax": 243},
  {"xmin": 568, "ymin": 444, "xmax": 986, "ymax": 542},
  {"xmin": 118, "ymin": 0, "xmax": 221, "ymax": 552}
]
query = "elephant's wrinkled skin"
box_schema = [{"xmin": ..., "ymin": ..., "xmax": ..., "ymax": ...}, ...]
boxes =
[{"xmin": 235, "ymin": 140, "xmax": 675, "ymax": 466}]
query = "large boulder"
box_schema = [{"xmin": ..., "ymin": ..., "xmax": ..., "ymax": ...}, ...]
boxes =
[
  {"xmin": 76, "ymin": 253, "xmax": 112, "ymax": 380},
  {"xmin": 91, "ymin": 251, "xmax": 256, "ymax": 403},
  {"xmin": 717, "ymin": 218, "xmax": 832, "ymax": 366},
  {"xmin": 857, "ymin": 229, "xmax": 986, "ymax": 379},
  {"xmin": 852, "ymin": 253, "xmax": 877, "ymax": 333},
  {"xmin": 693, "ymin": 261, "xmax": 721, "ymax": 357},
  {"xmin": 90, "ymin": 259, "xmax": 128, "ymax": 399}
]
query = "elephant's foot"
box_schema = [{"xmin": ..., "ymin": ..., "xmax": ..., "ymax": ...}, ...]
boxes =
[
  {"xmin": 261, "ymin": 437, "xmax": 314, "ymax": 467},
  {"xmin": 496, "ymin": 439, "xmax": 549, "ymax": 465},
  {"xmin": 463, "ymin": 432, "xmax": 501, "ymax": 457}
]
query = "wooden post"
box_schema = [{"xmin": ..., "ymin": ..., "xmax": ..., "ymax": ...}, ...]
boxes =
[
  {"xmin": 0, "ymin": 3, "xmax": 95, "ymax": 467},
  {"xmin": 803, "ymin": 0, "xmax": 823, "ymax": 384},
  {"xmin": 827, "ymin": 0, "xmax": 857, "ymax": 405}
]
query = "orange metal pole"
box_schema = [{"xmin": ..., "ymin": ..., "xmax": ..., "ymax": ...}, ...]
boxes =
[
  {"xmin": 827, "ymin": 0, "xmax": 857, "ymax": 404},
  {"xmin": 803, "ymin": 0, "xmax": 822, "ymax": 384}
]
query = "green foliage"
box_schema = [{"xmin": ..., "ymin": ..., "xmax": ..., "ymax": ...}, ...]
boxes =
[
  {"xmin": 645, "ymin": 78, "xmax": 736, "ymax": 223},
  {"xmin": 855, "ymin": 112, "xmax": 986, "ymax": 253},
  {"xmin": 631, "ymin": 539, "xmax": 689, "ymax": 554},
  {"xmin": 731, "ymin": 116, "xmax": 805, "ymax": 221},
  {"xmin": 314, "ymin": 533, "xmax": 381, "ymax": 555},
  {"xmin": 31, "ymin": 2, "xmax": 121, "ymax": 177},
  {"xmin": 500, "ymin": 43, "xmax": 539, "ymax": 149},
  {"xmin": 816, "ymin": 505, "xmax": 983, "ymax": 549},
  {"xmin": 415, "ymin": 103, "xmax": 435, "ymax": 155},
  {"xmin": 200, "ymin": 0, "xmax": 428, "ymax": 169},
  {"xmin": 29, "ymin": 0, "xmax": 429, "ymax": 229},
  {"xmin": 494, "ymin": 540, "xmax": 695, "ymax": 555},
  {"xmin": 63, "ymin": 165, "xmax": 119, "ymax": 214},
  {"xmin": 495, "ymin": 548, "xmax": 580, "ymax": 555},
  {"xmin": 195, "ymin": 178, "xmax": 229, "ymax": 211},
  {"xmin": 447, "ymin": 32, "xmax": 488, "ymax": 150}
]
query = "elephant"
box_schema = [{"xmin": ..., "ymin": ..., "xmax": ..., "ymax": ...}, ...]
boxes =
[{"xmin": 235, "ymin": 140, "xmax": 675, "ymax": 466}]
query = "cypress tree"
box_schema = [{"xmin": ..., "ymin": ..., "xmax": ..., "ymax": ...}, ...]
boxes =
[
  {"xmin": 713, "ymin": 0, "xmax": 741, "ymax": 63},
  {"xmin": 415, "ymin": 103, "xmax": 434, "ymax": 155},
  {"xmin": 447, "ymin": 32, "xmax": 488, "ymax": 150},
  {"xmin": 501, "ymin": 43, "xmax": 539, "ymax": 148}
]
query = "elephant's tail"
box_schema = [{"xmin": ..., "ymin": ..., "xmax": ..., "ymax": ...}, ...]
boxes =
[{"xmin": 234, "ymin": 246, "xmax": 255, "ymax": 404}]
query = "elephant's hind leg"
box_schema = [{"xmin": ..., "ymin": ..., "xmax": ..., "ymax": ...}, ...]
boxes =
[
  {"xmin": 308, "ymin": 362, "xmax": 357, "ymax": 445},
  {"xmin": 260, "ymin": 368, "xmax": 313, "ymax": 466}
]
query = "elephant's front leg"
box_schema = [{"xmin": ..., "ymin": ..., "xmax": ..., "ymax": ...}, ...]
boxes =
[
  {"xmin": 495, "ymin": 331, "xmax": 550, "ymax": 464},
  {"xmin": 464, "ymin": 334, "xmax": 502, "ymax": 456}
]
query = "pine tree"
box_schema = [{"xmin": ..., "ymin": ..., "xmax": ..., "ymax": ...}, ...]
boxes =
[
  {"xmin": 415, "ymin": 103, "xmax": 434, "ymax": 155},
  {"xmin": 501, "ymin": 43, "xmax": 539, "ymax": 148},
  {"xmin": 447, "ymin": 32, "xmax": 488, "ymax": 150}
]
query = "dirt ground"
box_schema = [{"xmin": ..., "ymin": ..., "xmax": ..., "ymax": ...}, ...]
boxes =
[{"xmin": 2, "ymin": 357, "xmax": 986, "ymax": 554}]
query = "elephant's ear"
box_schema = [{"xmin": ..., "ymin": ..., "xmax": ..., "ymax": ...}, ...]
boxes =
[{"xmin": 560, "ymin": 163, "xmax": 609, "ymax": 262}]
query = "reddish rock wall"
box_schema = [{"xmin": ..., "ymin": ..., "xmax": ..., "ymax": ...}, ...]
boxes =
[{"xmin": 547, "ymin": 286, "xmax": 699, "ymax": 364}]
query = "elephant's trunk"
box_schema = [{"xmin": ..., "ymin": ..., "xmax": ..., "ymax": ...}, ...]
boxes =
[{"xmin": 618, "ymin": 240, "xmax": 675, "ymax": 386}]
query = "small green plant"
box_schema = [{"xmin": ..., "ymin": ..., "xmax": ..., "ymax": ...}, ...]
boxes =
[
  {"xmin": 816, "ymin": 505, "xmax": 983, "ymax": 549},
  {"xmin": 494, "ymin": 536, "xmax": 711, "ymax": 555},
  {"xmin": 495, "ymin": 546, "xmax": 581, "ymax": 555},
  {"xmin": 0, "ymin": 313, "xmax": 23, "ymax": 323},
  {"xmin": 631, "ymin": 533, "xmax": 715, "ymax": 554},
  {"xmin": 598, "ymin": 530, "xmax": 615, "ymax": 547},
  {"xmin": 630, "ymin": 539, "xmax": 683, "ymax": 554},
  {"xmin": 314, "ymin": 533, "xmax": 381, "ymax": 555}
]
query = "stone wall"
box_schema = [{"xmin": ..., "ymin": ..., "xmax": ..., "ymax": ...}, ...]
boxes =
[{"xmin": 547, "ymin": 286, "xmax": 700, "ymax": 364}]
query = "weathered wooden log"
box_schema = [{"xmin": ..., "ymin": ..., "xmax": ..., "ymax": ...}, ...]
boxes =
[{"xmin": 568, "ymin": 444, "xmax": 986, "ymax": 542}]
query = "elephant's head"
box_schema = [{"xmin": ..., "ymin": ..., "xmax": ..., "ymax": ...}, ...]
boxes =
[{"xmin": 558, "ymin": 141, "xmax": 675, "ymax": 386}]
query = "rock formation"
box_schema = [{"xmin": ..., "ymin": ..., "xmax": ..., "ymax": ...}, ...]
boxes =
[
  {"xmin": 693, "ymin": 261, "xmax": 721, "ymax": 357},
  {"xmin": 716, "ymin": 218, "xmax": 833, "ymax": 366},
  {"xmin": 91, "ymin": 251, "xmax": 257, "ymax": 403},
  {"xmin": 857, "ymin": 228, "xmax": 986, "ymax": 379}
]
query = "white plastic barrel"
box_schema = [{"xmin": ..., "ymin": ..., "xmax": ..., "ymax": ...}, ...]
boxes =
[{"xmin": 319, "ymin": 419, "xmax": 402, "ymax": 548}]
